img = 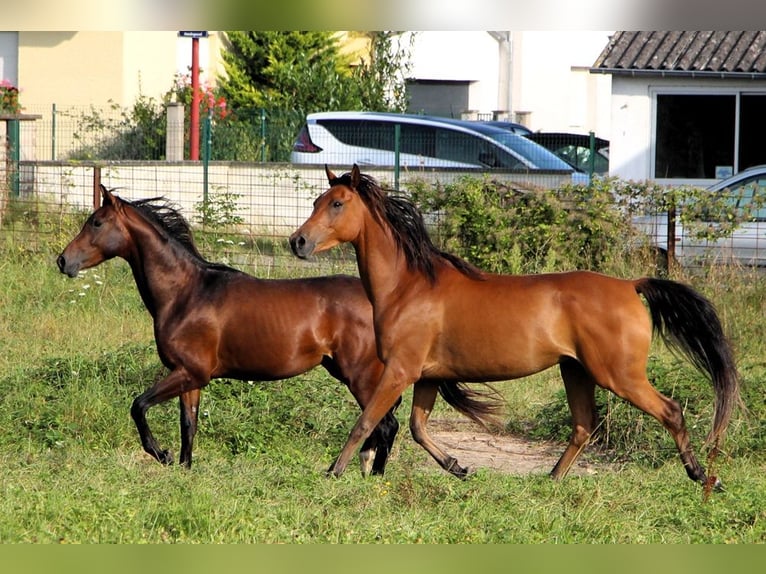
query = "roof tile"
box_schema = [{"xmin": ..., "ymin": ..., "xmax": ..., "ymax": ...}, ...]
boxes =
[{"xmin": 592, "ymin": 31, "xmax": 766, "ymax": 76}]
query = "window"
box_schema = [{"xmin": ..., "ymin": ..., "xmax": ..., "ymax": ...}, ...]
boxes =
[
  {"xmin": 726, "ymin": 177, "xmax": 766, "ymax": 221},
  {"xmin": 654, "ymin": 92, "xmax": 766, "ymax": 179}
]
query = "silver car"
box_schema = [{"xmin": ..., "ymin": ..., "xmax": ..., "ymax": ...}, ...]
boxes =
[
  {"xmin": 291, "ymin": 111, "xmax": 590, "ymax": 185},
  {"xmin": 633, "ymin": 165, "xmax": 766, "ymax": 266}
]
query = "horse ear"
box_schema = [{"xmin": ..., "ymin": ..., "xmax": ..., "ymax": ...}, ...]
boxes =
[
  {"xmin": 100, "ymin": 184, "xmax": 123, "ymax": 212},
  {"xmin": 350, "ymin": 164, "xmax": 361, "ymax": 189},
  {"xmin": 325, "ymin": 165, "xmax": 336, "ymax": 183},
  {"xmin": 100, "ymin": 184, "xmax": 114, "ymax": 206}
]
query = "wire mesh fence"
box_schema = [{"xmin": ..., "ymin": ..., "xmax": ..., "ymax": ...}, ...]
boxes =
[
  {"xmin": 3, "ymin": 104, "xmax": 766, "ymax": 274},
  {"xmin": 17, "ymin": 104, "xmax": 306, "ymax": 163}
]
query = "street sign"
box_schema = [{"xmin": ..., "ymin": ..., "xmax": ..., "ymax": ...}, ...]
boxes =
[{"xmin": 179, "ymin": 31, "xmax": 208, "ymax": 38}]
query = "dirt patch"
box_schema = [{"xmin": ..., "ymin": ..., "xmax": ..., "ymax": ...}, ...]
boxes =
[{"xmin": 426, "ymin": 419, "xmax": 609, "ymax": 477}]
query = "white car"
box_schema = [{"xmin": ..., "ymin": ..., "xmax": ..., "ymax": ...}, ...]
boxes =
[
  {"xmin": 632, "ymin": 165, "xmax": 766, "ymax": 266},
  {"xmin": 291, "ymin": 111, "xmax": 590, "ymax": 185}
]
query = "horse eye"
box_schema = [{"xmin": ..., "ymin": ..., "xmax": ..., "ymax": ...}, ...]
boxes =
[
  {"xmin": 92, "ymin": 219, "xmax": 103, "ymax": 228},
  {"xmin": 332, "ymin": 200, "xmax": 343, "ymax": 209}
]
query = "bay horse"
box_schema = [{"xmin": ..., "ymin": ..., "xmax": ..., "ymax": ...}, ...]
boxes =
[
  {"xmin": 290, "ymin": 165, "xmax": 741, "ymax": 488},
  {"xmin": 57, "ymin": 185, "xmax": 501, "ymax": 474}
]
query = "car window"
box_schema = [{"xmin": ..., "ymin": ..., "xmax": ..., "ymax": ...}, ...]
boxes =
[
  {"xmin": 400, "ymin": 124, "xmax": 436, "ymax": 157},
  {"xmin": 319, "ymin": 120, "xmax": 396, "ymax": 151},
  {"xmin": 433, "ymin": 128, "xmax": 525, "ymax": 168},
  {"xmin": 487, "ymin": 132, "xmax": 575, "ymax": 170},
  {"xmin": 317, "ymin": 118, "xmax": 528, "ymax": 168},
  {"xmin": 729, "ymin": 178, "xmax": 766, "ymax": 220}
]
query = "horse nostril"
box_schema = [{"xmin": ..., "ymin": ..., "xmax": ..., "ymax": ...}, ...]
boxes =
[
  {"xmin": 56, "ymin": 254, "xmax": 66, "ymax": 272},
  {"xmin": 290, "ymin": 234, "xmax": 306, "ymax": 255}
]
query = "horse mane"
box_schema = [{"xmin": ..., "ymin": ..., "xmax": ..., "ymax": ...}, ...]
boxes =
[
  {"xmin": 334, "ymin": 171, "xmax": 484, "ymax": 282},
  {"xmin": 127, "ymin": 197, "xmax": 235, "ymax": 272}
]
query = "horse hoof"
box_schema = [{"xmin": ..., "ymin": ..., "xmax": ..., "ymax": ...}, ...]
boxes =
[
  {"xmin": 447, "ymin": 460, "xmax": 471, "ymax": 480},
  {"xmin": 710, "ymin": 477, "xmax": 724, "ymax": 492},
  {"xmin": 159, "ymin": 450, "xmax": 174, "ymax": 465},
  {"xmin": 359, "ymin": 449, "xmax": 375, "ymax": 477},
  {"xmin": 455, "ymin": 466, "xmax": 474, "ymax": 480}
]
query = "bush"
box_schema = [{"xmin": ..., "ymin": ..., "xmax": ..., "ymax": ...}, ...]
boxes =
[{"xmin": 409, "ymin": 176, "xmax": 639, "ymax": 274}]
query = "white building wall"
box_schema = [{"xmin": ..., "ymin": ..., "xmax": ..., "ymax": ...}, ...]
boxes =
[
  {"xmin": 608, "ymin": 76, "xmax": 654, "ymax": 181},
  {"xmin": 407, "ymin": 31, "xmax": 612, "ymax": 136},
  {"xmin": 609, "ymin": 75, "xmax": 766, "ymax": 183},
  {"xmin": 406, "ymin": 31, "xmax": 500, "ymax": 114},
  {"xmin": 513, "ymin": 31, "xmax": 612, "ymax": 134}
]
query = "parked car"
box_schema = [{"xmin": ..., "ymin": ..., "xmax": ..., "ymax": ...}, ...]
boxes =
[
  {"xmin": 291, "ymin": 111, "xmax": 589, "ymax": 184},
  {"xmin": 524, "ymin": 132, "xmax": 610, "ymax": 175},
  {"xmin": 477, "ymin": 120, "xmax": 532, "ymax": 136},
  {"xmin": 632, "ymin": 165, "xmax": 766, "ymax": 266}
]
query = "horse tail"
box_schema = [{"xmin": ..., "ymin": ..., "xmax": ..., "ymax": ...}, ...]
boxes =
[
  {"xmin": 634, "ymin": 277, "xmax": 741, "ymax": 454},
  {"xmin": 437, "ymin": 382, "xmax": 506, "ymax": 430}
]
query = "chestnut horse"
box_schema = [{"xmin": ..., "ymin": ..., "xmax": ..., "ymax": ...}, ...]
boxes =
[
  {"xmin": 57, "ymin": 185, "xmax": 501, "ymax": 473},
  {"xmin": 290, "ymin": 165, "xmax": 740, "ymax": 488}
]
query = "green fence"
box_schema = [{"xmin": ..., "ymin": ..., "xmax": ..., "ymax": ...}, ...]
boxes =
[{"xmin": 18, "ymin": 104, "xmax": 305, "ymax": 163}]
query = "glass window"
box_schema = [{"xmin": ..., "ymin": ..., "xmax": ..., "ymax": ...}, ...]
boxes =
[
  {"xmin": 655, "ymin": 94, "xmax": 735, "ymax": 179},
  {"xmin": 320, "ymin": 120, "xmax": 396, "ymax": 151},
  {"xmin": 654, "ymin": 92, "xmax": 766, "ymax": 179},
  {"xmin": 737, "ymin": 94, "xmax": 766, "ymax": 171}
]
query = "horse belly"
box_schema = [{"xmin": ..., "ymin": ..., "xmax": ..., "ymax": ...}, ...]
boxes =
[
  {"xmin": 214, "ymin": 315, "xmax": 328, "ymax": 380},
  {"xmin": 420, "ymin": 326, "xmax": 563, "ymax": 381},
  {"xmin": 427, "ymin": 307, "xmax": 570, "ymax": 381}
]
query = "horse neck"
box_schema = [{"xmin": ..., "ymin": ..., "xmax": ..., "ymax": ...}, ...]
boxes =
[
  {"xmin": 122, "ymin": 210, "xmax": 200, "ymax": 318},
  {"xmin": 354, "ymin": 212, "xmax": 417, "ymax": 307}
]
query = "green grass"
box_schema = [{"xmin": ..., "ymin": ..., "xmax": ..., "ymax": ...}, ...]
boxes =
[{"xmin": 0, "ymin": 233, "xmax": 764, "ymax": 543}]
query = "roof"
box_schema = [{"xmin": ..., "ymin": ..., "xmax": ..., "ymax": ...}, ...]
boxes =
[
  {"xmin": 307, "ymin": 111, "xmax": 517, "ymax": 136},
  {"xmin": 591, "ymin": 31, "xmax": 766, "ymax": 78}
]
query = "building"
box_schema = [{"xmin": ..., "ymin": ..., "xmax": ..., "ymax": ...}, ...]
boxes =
[
  {"xmin": 591, "ymin": 31, "xmax": 766, "ymax": 185},
  {"xmin": 2, "ymin": 30, "xmax": 613, "ymax": 162},
  {"xmin": 0, "ymin": 31, "xmax": 224, "ymax": 111},
  {"xmin": 403, "ymin": 31, "xmax": 613, "ymax": 137}
]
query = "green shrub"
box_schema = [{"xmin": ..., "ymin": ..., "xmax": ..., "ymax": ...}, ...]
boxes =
[{"xmin": 409, "ymin": 175, "xmax": 638, "ymax": 274}]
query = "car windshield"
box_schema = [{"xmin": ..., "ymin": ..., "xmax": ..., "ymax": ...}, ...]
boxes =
[{"xmin": 485, "ymin": 132, "xmax": 577, "ymax": 170}]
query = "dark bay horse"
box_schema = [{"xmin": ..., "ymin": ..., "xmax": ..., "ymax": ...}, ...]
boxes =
[
  {"xmin": 57, "ymin": 185, "xmax": 501, "ymax": 473},
  {"xmin": 290, "ymin": 165, "xmax": 741, "ymax": 488}
]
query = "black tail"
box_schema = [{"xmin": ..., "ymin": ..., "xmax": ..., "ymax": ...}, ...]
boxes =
[
  {"xmin": 437, "ymin": 382, "xmax": 506, "ymax": 430},
  {"xmin": 635, "ymin": 277, "xmax": 740, "ymax": 453}
]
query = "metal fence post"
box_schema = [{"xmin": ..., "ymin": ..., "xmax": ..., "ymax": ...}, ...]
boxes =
[
  {"xmin": 202, "ymin": 113, "xmax": 211, "ymax": 223},
  {"xmin": 92, "ymin": 165, "xmax": 101, "ymax": 210},
  {"xmin": 7, "ymin": 118, "xmax": 19, "ymax": 196},
  {"xmin": 394, "ymin": 123, "xmax": 401, "ymax": 191},
  {"xmin": 51, "ymin": 103, "xmax": 57, "ymax": 161},
  {"xmin": 667, "ymin": 200, "xmax": 676, "ymax": 272},
  {"xmin": 260, "ymin": 109, "xmax": 267, "ymax": 163}
]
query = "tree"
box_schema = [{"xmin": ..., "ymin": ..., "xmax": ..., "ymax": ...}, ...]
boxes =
[
  {"xmin": 348, "ymin": 31, "xmax": 413, "ymax": 112},
  {"xmin": 216, "ymin": 31, "xmax": 412, "ymax": 114}
]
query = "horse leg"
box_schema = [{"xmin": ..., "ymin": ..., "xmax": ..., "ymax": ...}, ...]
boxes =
[
  {"xmin": 361, "ymin": 401, "xmax": 401, "ymax": 477},
  {"xmin": 131, "ymin": 368, "xmax": 198, "ymax": 465},
  {"xmin": 178, "ymin": 389, "xmax": 201, "ymax": 468},
  {"xmin": 410, "ymin": 380, "xmax": 470, "ymax": 479},
  {"xmin": 358, "ymin": 408, "xmax": 400, "ymax": 477},
  {"xmin": 340, "ymin": 358, "xmax": 403, "ymax": 477},
  {"xmin": 372, "ymin": 398, "xmax": 402, "ymax": 474},
  {"xmin": 617, "ymin": 380, "xmax": 707, "ymax": 484},
  {"xmin": 551, "ymin": 360, "xmax": 597, "ymax": 479},
  {"xmin": 328, "ymin": 368, "xmax": 412, "ymax": 478}
]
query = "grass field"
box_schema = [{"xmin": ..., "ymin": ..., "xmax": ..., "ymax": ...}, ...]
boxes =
[{"xmin": 0, "ymin": 226, "xmax": 764, "ymax": 543}]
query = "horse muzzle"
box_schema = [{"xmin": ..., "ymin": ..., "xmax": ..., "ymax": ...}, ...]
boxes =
[
  {"xmin": 289, "ymin": 232, "xmax": 316, "ymax": 259},
  {"xmin": 56, "ymin": 253, "xmax": 81, "ymax": 278}
]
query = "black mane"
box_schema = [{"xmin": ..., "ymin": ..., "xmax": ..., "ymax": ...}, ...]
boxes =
[
  {"xmin": 128, "ymin": 197, "xmax": 237, "ymax": 272},
  {"xmin": 334, "ymin": 171, "xmax": 484, "ymax": 282}
]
